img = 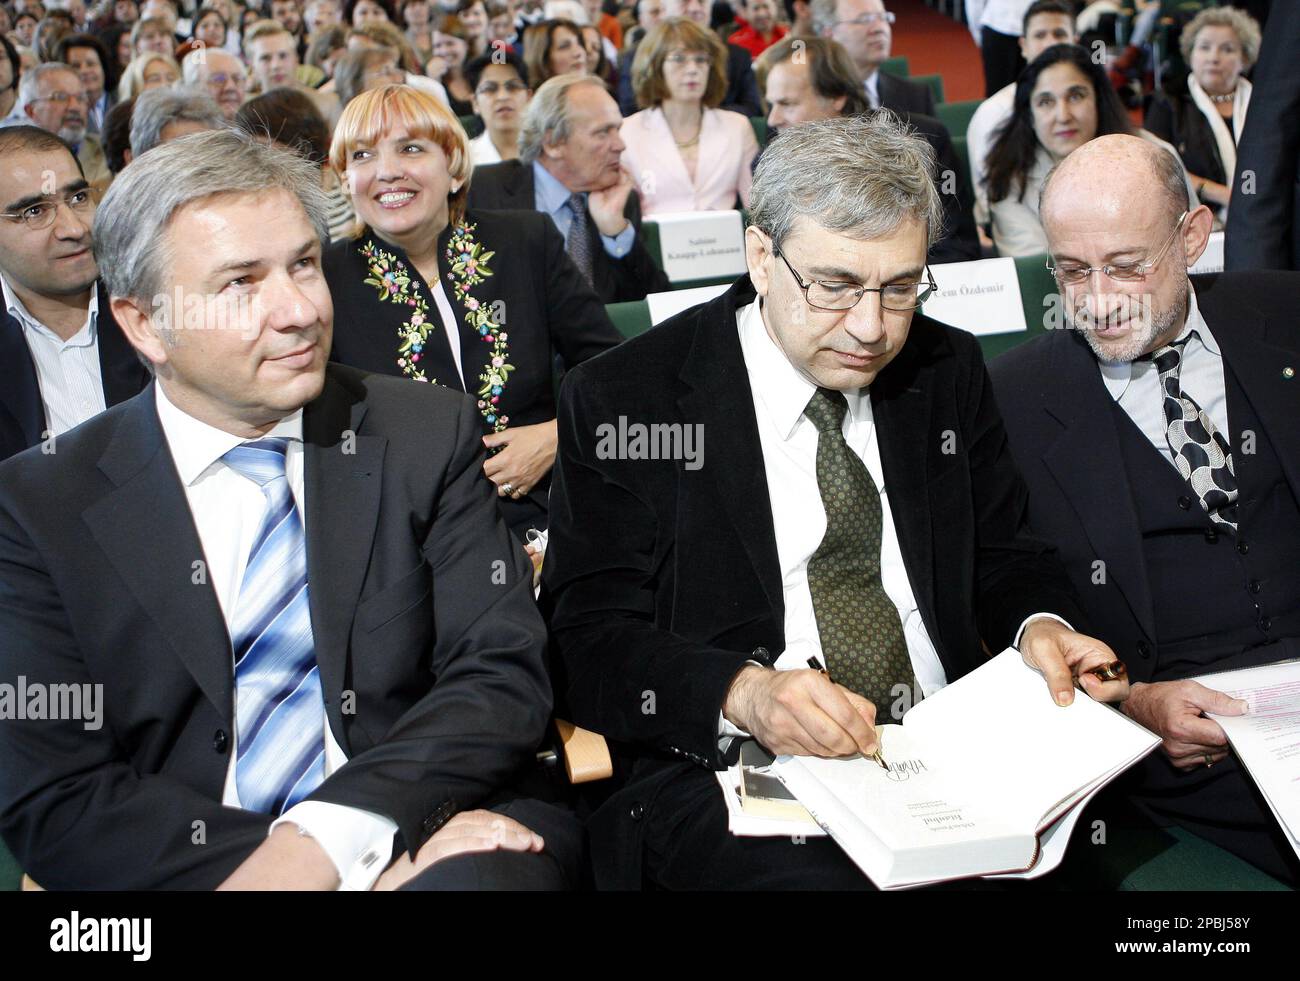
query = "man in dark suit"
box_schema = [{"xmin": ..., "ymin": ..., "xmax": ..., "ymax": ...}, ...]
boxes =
[
  {"xmin": 761, "ymin": 36, "xmax": 979, "ymax": 263},
  {"xmin": 813, "ymin": 0, "xmax": 935, "ymax": 117},
  {"xmin": 616, "ymin": 0, "xmax": 763, "ymax": 117},
  {"xmin": 543, "ymin": 114, "xmax": 1127, "ymax": 890},
  {"xmin": 0, "ymin": 125, "xmax": 147, "ymax": 462},
  {"xmin": 990, "ymin": 135, "xmax": 1300, "ymax": 885},
  {"xmin": 470, "ymin": 74, "xmax": 669, "ymax": 304},
  {"xmin": 0, "ymin": 130, "xmax": 579, "ymax": 890},
  {"xmin": 1225, "ymin": 1, "xmax": 1299, "ymax": 272}
]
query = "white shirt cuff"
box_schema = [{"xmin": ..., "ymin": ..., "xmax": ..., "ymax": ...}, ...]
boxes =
[
  {"xmin": 1014, "ymin": 613, "xmax": 1073, "ymax": 650},
  {"xmin": 272, "ymin": 801, "xmax": 398, "ymax": 891}
]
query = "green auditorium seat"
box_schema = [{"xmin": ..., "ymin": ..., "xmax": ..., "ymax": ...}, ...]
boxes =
[
  {"xmin": 911, "ymin": 73, "xmax": 945, "ymax": 106},
  {"xmin": 972, "ymin": 253, "xmax": 1056, "ymax": 361},
  {"xmin": 880, "ymin": 55, "xmax": 909, "ymax": 77},
  {"xmin": 457, "ymin": 114, "xmax": 484, "ymax": 139},
  {"xmin": 949, "ymin": 135, "xmax": 970, "ymax": 186},
  {"xmin": 935, "ymin": 99, "xmax": 981, "ymax": 138},
  {"xmin": 749, "ymin": 116, "xmax": 767, "ymax": 147},
  {"xmin": 606, "ymin": 300, "xmax": 652, "ymax": 339}
]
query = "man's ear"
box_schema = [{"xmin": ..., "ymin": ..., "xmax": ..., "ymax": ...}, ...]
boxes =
[
  {"xmin": 745, "ymin": 226, "xmax": 773, "ymax": 298},
  {"xmin": 110, "ymin": 294, "xmax": 169, "ymax": 371},
  {"xmin": 1181, "ymin": 204, "xmax": 1215, "ymax": 268},
  {"xmin": 1018, "ymin": 37, "xmax": 1027, "ymax": 59}
]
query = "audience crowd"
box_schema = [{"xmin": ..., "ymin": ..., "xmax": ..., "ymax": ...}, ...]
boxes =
[{"xmin": 1, "ymin": 0, "xmax": 1297, "ymax": 893}]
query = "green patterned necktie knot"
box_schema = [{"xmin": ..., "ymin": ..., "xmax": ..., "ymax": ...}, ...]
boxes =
[{"xmin": 804, "ymin": 387, "xmax": 849, "ymax": 434}]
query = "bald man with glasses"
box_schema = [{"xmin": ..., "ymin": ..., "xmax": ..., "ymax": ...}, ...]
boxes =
[
  {"xmin": 0, "ymin": 125, "xmax": 147, "ymax": 461},
  {"xmin": 990, "ymin": 135, "xmax": 1300, "ymax": 886}
]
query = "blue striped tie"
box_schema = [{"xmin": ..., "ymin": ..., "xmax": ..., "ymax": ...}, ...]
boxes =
[{"xmin": 222, "ymin": 438, "xmax": 326, "ymax": 815}]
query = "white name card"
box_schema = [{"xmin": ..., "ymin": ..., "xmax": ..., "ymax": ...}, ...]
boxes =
[
  {"xmin": 1190, "ymin": 230, "xmax": 1225, "ymax": 275},
  {"xmin": 923, "ymin": 256, "xmax": 1027, "ymax": 337},
  {"xmin": 646, "ymin": 284, "xmax": 730, "ymax": 325},
  {"xmin": 649, "ymin": 210, "xmax": 747, "ymax": 283}
]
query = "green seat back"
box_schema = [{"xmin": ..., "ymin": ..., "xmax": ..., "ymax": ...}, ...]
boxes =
[
  {"xmin": 880, "ymin": 55, "xmax": 909, "ymax": 77},
  {"xmin": 934, "ymin": 99, "xmax": 982, "ymax": 138},
  {"xmin": 911, "ymin": 73, "xmax": 945, "ymax": 106},
  {"xmin": 606, "ymin": 300, "xmax": 652, "ymax": 339}
]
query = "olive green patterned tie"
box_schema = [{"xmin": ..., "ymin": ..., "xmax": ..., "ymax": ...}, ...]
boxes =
[{"xmin": 804, "ymin": 387, "xmax": 915, "ymax": 716}]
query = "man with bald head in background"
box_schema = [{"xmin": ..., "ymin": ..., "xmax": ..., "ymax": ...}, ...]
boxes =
[{"xmin": 990, "ymin": 135, "xmax": 1300, "ymax": 885}]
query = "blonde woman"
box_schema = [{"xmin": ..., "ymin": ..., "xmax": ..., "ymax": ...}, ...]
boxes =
[{"xmin": 116, "ymin": 50, "xmax": 179, "ymax": 100}]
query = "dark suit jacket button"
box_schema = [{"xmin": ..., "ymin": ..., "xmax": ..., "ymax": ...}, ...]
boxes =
[
  {"xmin": 213, "ymin": 729, "xmax": 228, "ymax": 754},
  {"xmin": 1136, "ymin": 641, "xmax": 1151, "ymax": 659},
  {"xmin": 1237, "ymin": 540, "xmax": 1250, "ymax": 554},
  {"xmin": 753, "ymin": 646, "xmax": 770, "ymax": 662},
  {"xmin": 1249, "ymin": 579, "xmax": 1262, "ymax": 594},
  {"xmin": 1204, "ymin": 528, "xmax": 1218, "ymax": 544},
  {"xmin": 1260, "ymin": 617, "xmax": 1272, "ymax": 631},
  {"xmin": 629, "ymin": 802, "xmax": 645, "ymax": 821},
  {"xmin": 1177, "ymin": 496, "xmax": 1192, "ymax": 510}
]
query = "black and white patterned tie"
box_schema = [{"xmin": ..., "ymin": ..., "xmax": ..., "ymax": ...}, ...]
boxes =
[
  {"xmin": 804, "ymin": 388, "xmax": 916, "ymax": 715},
  {"xmin": 1151, "ymin": 339, "xmax": 1239, "ymax": 530},
  {"xmin": 565, "ymin": 192, "xmax": 595, "ymax": 286}
]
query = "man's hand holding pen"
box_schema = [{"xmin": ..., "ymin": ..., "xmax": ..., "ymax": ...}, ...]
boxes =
[
  {"xmin": 723, "ymin": 665, "xmax": 880, "ymax": 760},
  {"xmin": 1018, "ymin": 617, "xmax": 1131, "ymax": 707}
]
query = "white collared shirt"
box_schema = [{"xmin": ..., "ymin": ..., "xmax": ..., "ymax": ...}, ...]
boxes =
[
  {"xmin": 153, "ymin": 383, "xmax": 397, "ymax": 890},
  {"xmin": 469, "ymin": 130, "xmax": 505, "ymax": 166},
  {"xmin": 2, "ymin": 275, "xmax": 105, "ymax": 438},
  {"xmin": 1100, "ymin": 284, "xmax": 1228, "ymax": 465},
  {"xmin": 736, "ymin": 299, "xmax": 949, "ymax": 698},
  {"xmin": 863, "ymin": 69, "xmax": 880, "ymax": 110}
]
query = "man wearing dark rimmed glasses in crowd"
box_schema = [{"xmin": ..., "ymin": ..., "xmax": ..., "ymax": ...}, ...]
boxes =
[
  {"xmin": 12, "ymin": 63, "xmax": 113, "ymax": 194},
  {"xmin": 543, "ymin": 114, "xmax": 1125, "ymax": 890},
  {"xmin": 991, "ymin": 134, "xmax": 1300, "ymax": 886},
  {"xmin": 0, "ymin": 125, "xmax": 147, "ymax": 461}
]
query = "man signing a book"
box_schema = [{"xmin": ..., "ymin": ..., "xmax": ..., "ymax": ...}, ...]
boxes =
[{"xmin": 543, "ymin": 113, "xmax": 1130, "ymax": 890}]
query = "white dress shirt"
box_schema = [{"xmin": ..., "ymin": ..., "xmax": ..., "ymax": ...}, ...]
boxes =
[
  {"xmin": 154, "ymin": 384, "xmax": 397, "ymax": 890},
  {"xmin": 2, "ymin": 275, "xmax": 105, "ymax": 438},
  {"xmin": 1100, "ymin": 284, "xmax": 1228, "ymax": 464},
  {"xmin": 965, "ymin": 0, "xmax": 1035, "ymax": 43},
  {"xmin": 718, "ymin": 300, "xmax": 1065, "ymax": 741},
  {"xmin": 863, "ymin": 70, "xmax": 880, "ymax": 110}
]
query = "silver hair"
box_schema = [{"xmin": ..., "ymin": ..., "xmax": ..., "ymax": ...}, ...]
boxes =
[
  {"xmin": 129, "ymin": 86, "xmax": 226, "ymax": 157},
  {"xmin": 750, "ymin": 113, "xmax": 943, "ymax": 250},
  {"xmin": 181, "ymin": 46, "xmax": 242, "ymax": 85},
  {"xmin": 809, "ymin": 0, "xmax": 840, "ymax": 36},
  {"xmin": 1180, "ymin": 6, "xmax": 1262, "ymax": 70},
  {"xmin": 1039, "ymin": 137, "xmax": 1190, "ymax": 226},
  {"xmin": 517, "ymin": 73, "xmax": 609, "ymax": 165},
  {"xmin": 94, "ymin": 128, "xmax": 330, "ymax": 304},
  {"xmin": 16, "ymin": 62, "xmax": 78, "ymax": 116}
]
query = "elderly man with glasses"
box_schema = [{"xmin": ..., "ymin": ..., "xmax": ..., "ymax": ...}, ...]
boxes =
[
  {"xmin": 0, "ymin": 125, "xmax": 147, "ymax": 461},
  {"xmin": 543, "ymin": 113, "xmax": 1125, "ymax": 891},
  {"xmin": 12, "ymin": 62, "xmax": 112, "ymax": 193},
  {"xmin": 990, "ymin": 134, "xmax": 1300, "ymax": 887},
  {"xmin": 810, "ymin": 0, "xmax": 933, "ymax": 116}
]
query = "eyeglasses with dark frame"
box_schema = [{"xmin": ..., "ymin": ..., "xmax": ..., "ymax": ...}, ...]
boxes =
[
  {"xmin": 773, "ymin": 247, "xmax": 936, "ymax": 312},
  {"xmin": 1047, "ymin": 211, "xmax": 1189, "ymax": 287},
  {"xmin": 0, "ymin": 187, "xmax": 98, "ymax": 230}
]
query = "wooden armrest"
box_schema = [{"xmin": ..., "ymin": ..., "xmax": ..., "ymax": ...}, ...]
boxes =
[
  {"xmin": 554, "ymin": 719, "xmax": 613, "ymax": 784},
  {"xmin": 21, "ymin": 874, "xmax": 43, "ymax": 891}
]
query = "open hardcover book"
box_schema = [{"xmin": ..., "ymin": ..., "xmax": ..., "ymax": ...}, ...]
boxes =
[{"xmin": 771, "ymin": 648, "xmax": 1160, "ymax": 889}]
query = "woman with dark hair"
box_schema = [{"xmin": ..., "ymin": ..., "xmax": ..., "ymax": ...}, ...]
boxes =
[
  {"xmin": 402, "ymin": 0, "xmax": 435, "ymax": 62},
  {"xmin": 580, "ymin": 22, "xmax": 616, "ymax": 87},
  {"xmin": 456, "ymin": 0, "xmax": 488, "ymax": 59},
  {"xmin": 55, "ymin": 32, "xmax": 116, "ymax": 134},
  {"xmin": 428, "ymin": 13, "xmax": 474, "ymax": 114},
  {"xmin": 344, "ymin": 0, "xmax": 395, "ymax": 27},
  {"xmin": 235, "ymin": 86, "xmax": 357, "ymax": 241},
  {"xmin": 13, "ymin": 11, "xmax": 40, "ymax": 48},
  {"xmin": 323, "ymin": 84, "xmax": 620, "ymax": 537},
  {"xmin": 985, "ymin": 44, "xmax": 1195, "ymax": 256},
  {"xmin": 521, "ymin": 18, "xmax": 586, "ymax": 89},
  {"xmin": 189, "ymin": 6, "xmax": 228, "ymax": 48}
]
